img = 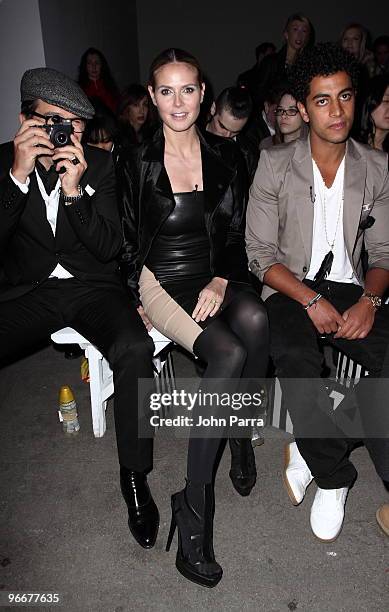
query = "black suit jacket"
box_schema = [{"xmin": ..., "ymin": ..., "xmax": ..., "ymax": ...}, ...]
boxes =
[
  {"xmin": 256, "ymin": 46, "xmax": 288, "ymax": 104},
  {"xmin": 0, "ymin": 142, "xmax": 123, "ymax": 302},
  {"xmin": 116, "ymin": 128, "xmax": 250, "ymax": 304}
]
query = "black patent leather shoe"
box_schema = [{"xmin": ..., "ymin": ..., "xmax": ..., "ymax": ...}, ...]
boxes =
[
  {"xmin": 228, "ymin": 438, "xmax": 257, "ymax": 496},
  {"xmin": 120, "ymin": 467, "xmax": 159, "ymax": 549}
]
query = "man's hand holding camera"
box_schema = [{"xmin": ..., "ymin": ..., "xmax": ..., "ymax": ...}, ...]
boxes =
[
  {"xmin": 12, "ymin": 116, "xmax": 87, "ymax": 196},
  {"xmin": 52, "ymin": 134, "xmax": 87, "ymax": 196},
  {"xmin": 12, "ymin": 116, "xmax": 54, "ymax": 183}
]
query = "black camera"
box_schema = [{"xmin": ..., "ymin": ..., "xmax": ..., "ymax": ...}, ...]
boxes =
[{"xmin": 44, "ymin": 123, "xmax": 73, "ymax": 147}]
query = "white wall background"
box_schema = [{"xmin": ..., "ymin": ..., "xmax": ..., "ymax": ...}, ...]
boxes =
[{"xmin": 0, "ymin": 0, "xmax": 46, "ymax": 142}]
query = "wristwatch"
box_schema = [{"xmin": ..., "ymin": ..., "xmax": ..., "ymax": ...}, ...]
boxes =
[{"xmin": 360, "ymin": 292, "xmax": 382, "ymax": 309}]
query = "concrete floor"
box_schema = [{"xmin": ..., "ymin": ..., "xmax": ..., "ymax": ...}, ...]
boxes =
[{"xmin": 0, "ymin": 344, "xmax": 388, "ymax": 612}]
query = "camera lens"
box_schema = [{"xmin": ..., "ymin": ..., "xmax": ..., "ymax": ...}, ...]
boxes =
[{"xmin": 55, "ymin": 131, "xmax": 68, "ymax": 146}]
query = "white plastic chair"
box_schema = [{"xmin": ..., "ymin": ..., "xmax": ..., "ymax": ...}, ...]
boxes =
[{"xmin": 51, "ymin": 327, "xmax": 173, "ymax": 437}]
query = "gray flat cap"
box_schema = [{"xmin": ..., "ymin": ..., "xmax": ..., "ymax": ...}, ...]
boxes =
[{"xmin": 21, "ymin": 67, "xmax": 95, "ymax": 119}]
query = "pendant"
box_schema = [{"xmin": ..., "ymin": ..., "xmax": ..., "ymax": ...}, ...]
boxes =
[{"xmin": 313, "ymin": 250, "xmax": 334, "ymax": 287}]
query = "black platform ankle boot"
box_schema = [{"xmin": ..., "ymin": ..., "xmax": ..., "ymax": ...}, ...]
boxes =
[
  {"xmin": 166, "ymin": 481, "xmax": 223, "ymax": 588},
  {"xmin": 120, "ymin": 467, "xmax": 159, "ymax": 549},
  {"xmin": 228, "ymin": 438, "xmax": 257, "ymax": 496}
]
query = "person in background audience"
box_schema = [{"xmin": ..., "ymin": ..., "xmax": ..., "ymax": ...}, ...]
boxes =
[
  {"xmin": 359, "ymin": 75, "xmax": 389, "ymax": 154},
  {"xmin": 243, "ymin": 88, "xmax": 282, "ymax": 154},
  {"xmin": 237, "ymin": 42, "xmax": 276, "ymax": 100},
  {"xmin": 256, "ymin": 13, "xmax": 314, "ymax": 105},
  {"xmin": 372, "ymin": 36, "xmax": 389, "ymax": 77},
  {"xmin": 118, "ymin": 84, "xmax": 156, "ymax": 146},
  {"xmin": 78, "ymin": 47, "xmax": 119, "ymax": 113},
  {"xmin": 207, "ymin": 87, "xmax": 252, "ymax": 139},
  {"xmin": 261, "ymin": 89, "xmax": 304, "ymax": 149},
  {"xmin": 206, "ymin": 86, "xmax": 258, "ymax": 183},
  {"xmin": 340, "ymin": 23, "xmax": 374, "ymax": 72},
  {"xmin": 340, "ymin": 23, "xmax": 372, "ymax": 134},
  {"xmin": 84, "ymin": 98, "xmax": 119, "ymax": 154}
]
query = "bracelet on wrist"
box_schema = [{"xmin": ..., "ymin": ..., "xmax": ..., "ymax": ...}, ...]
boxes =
[
  {"xmin": 360, "ymin": 292, "xmax": 382, "ymax": 309},
  {"xmin": 60, "ymin": 185, "xmax": 83, "ymax": 205},
  {"xmin": 304, "ymin": 293, "xmax": 322, "ymax": 310}
]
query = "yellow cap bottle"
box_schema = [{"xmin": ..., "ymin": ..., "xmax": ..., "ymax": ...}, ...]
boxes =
[{"xmin": 58, "ymin": 385, "xmax": 80, "ymax": 434}]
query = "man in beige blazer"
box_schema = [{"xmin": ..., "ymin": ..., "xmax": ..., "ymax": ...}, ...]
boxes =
[{"xmin": 246, "ymin": 43, "xmax": 389, "ymax": 541}]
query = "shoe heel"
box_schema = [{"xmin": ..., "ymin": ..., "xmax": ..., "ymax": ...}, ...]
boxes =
[{"xmin": 166, "ymin": 512, "xmax": 176, "ymax": 552}]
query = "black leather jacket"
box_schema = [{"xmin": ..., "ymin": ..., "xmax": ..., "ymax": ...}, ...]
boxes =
[{"xmin": 116, "ymin": 127, "xmax": 250, "ymax": 303}]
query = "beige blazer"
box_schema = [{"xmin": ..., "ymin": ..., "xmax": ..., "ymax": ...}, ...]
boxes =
[{"xmin": 246, "ymin": 135, "xmax": 389, "ymax": 301}]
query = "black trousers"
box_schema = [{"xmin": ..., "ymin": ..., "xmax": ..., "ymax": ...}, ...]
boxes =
[
  {"xmin": 0, "ymin": 278, "xmax": 155, "ymax": 472},
  {"xmin": 267, "ymin": 280, "xmax": 389, "ymax": 488}
]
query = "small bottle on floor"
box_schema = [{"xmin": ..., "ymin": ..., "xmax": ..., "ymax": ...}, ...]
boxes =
[{"xmin": 58, "ymin": 385, "xmax": 80, "ymax": 434}]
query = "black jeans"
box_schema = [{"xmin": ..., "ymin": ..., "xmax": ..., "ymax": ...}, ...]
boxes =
[
  {"xmin": 0, "ymin": 278, "xmax": 155, "ymax": 472},
  {"xmin": 267, "ymin": 280, "xmax": 389, "ymax": 487}
]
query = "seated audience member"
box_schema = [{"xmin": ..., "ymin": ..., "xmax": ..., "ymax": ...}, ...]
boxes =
[
  {"xmin": 117, "ymin": 84, "xmax": 156, "ymax": 146},
  {"xmin": 359, "ymin": 75, "xmax": 389, "ymax": 154},
  {"xmin": 261, "ymin": 89, "xmax": 304, "ymax": 149},
  {"xmin": 237, "ymin": 42, "xmax": 276, "ymax": 100},
  {"xmin": 0, "ymin": 68, "xmax": 158, "ymax": 551},
  {"xmin": 117, "ymin": 48, "xmax": 269, "ymax": 587},
  {"xmin": 372, "ymin": 36, "xmax": 389, "ymax": 77},
  {"xmin": 340, "ymin": 23, "xmax": 372, "ymax": 135},
  {"xmin": 352, "ymin": 72, "xmax": 389, "ymax": 539},
  {"xmin": 78, "ymin": 47, "xmax": 119, "ymax": 113},
  {"xmin": 244, "ymin": 88, "xmax": 281, "ymax": 153},
  {"xmin": 275, "ymin": 90, "xmax": 304, "ymax": 143},
  {"xmin": 206, "ymin": 86, "xmax": 259, "ymax": 183},
  {"xmin": 246, "ymin": 43, "xmax": 389, "ymax": 542},
  {"xmin": 256, "ymin": 13, "xmax": 314, "ymax": 105},
  {"xmin": 84, "ymin": 98, "xmax": 120, "ymax": 153},
  {"xmin": 340, "ymin": 23, "xmax": 374, "ymax": 76}
]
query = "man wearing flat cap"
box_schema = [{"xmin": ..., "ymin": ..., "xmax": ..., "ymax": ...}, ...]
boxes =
[{"xmin": 0, "ymin": 68, "xmax": 160, "ymax": 549}]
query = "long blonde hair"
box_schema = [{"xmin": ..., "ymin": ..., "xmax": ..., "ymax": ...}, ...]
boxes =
[{"xmin": 340, "ymin": 23, "xmax": 368, "ymax": 62}]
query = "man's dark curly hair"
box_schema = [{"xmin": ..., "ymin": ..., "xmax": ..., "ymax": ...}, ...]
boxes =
[{"xmin": 289, "ymin": 42, "xmax": 360, "ymax": 104}]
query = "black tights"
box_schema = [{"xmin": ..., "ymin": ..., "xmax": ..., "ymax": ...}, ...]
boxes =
[{"xmin": 187, "ymin": 289, "xmax": 269, "ymax": 485}]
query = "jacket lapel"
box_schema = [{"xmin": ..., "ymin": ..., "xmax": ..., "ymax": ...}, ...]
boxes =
[
  {"xmin": 343, "ymin": 139, "xmax": 366, "ymax": 260},
  {"xmin": 141, "ymin": 128, "xmax": 235, "ymax": 231},
  {"xmin": 198, "ymin": 130, "xmax": 235, "ymax": 218},
  {"xmin": 290, "ymin": 136, "xmax": 314, "ymax": 262},
  {"xmin": 142, "ymin": 129, "xmax": 175, "ymax": 233},
  {"xmin": 201, "ymin": 139, "xmax": 234, "ymax": 218}
]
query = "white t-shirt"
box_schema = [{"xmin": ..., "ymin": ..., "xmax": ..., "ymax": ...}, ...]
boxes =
[{"xmin": 306, "ymin": 158, "xmax": 359, "ymax": 284}]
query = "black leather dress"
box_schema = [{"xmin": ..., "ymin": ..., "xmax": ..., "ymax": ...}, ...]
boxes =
[{"xmin": 145, "ymin": 191, "xmax": 213, "ymax": 314}]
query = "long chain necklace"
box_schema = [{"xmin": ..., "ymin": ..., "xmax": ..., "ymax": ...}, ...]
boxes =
[{"xmin": 322, "ymin": 183, "xmax": 344, "ymax": 251}]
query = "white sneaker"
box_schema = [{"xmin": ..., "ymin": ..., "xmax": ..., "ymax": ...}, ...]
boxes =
[
  {"xmin": 283, "ymin": 442, "xmax": 313, "ymax": 505},
  {"xmin": 310, "ymin": 487, "xmax": 348, "ymax": 542}
]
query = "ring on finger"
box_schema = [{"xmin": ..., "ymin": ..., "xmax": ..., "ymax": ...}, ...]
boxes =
[{"xmin": 71, "ymin": 156, "xmax": 80, "ymax": 165}]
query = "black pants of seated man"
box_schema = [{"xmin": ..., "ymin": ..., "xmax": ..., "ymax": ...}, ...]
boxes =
[
  {"xmin": 0, "ymin": 278, "xmax": 155, "ymax": 472},
  {"xmin": 266, "ymin": 279, "xmax": 389, "ymax": 488}
]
